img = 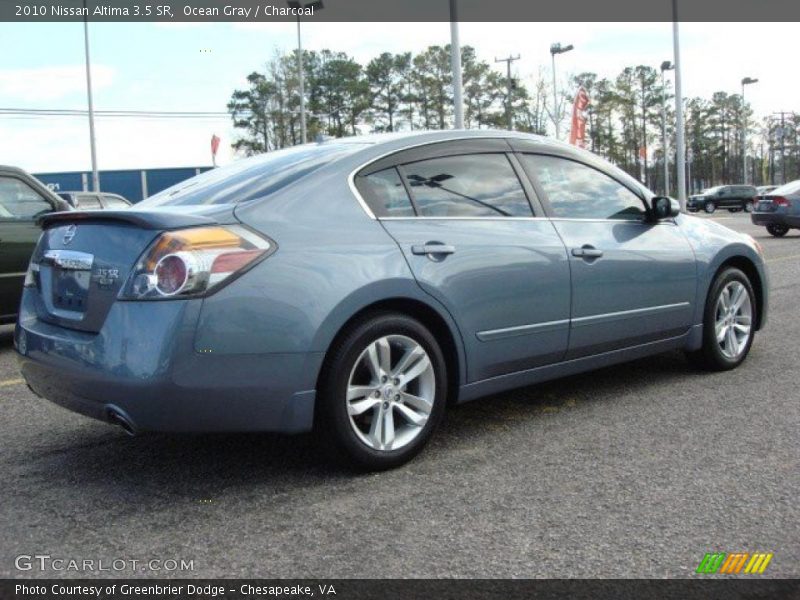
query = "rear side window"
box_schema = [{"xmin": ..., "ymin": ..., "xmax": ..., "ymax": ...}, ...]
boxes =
[
  {"xmin": 402, "ymin": 154, "xmax": 532, "ymax": 217},
  {"xmin": 356, "ymin": 168, "xmax": 414, "ymax": 217},
  {"xmin": 521, "ymin": 154, "xmax": 645, "ymax": 220}
]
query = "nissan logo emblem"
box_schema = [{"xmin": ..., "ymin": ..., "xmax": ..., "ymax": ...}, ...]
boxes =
[{"xmin": 63, "ymin": 224, "xmax": 77, "ymax": 245}]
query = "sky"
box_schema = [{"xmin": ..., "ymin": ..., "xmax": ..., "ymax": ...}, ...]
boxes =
[{"xmin": 0, "ymin": 21, "xmax": 795, "ymax": 174}]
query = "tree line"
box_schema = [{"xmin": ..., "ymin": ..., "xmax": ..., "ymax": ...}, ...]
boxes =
[{"xmin": 228, "ymin": 46, "xmax": 799, "ymax": 192}]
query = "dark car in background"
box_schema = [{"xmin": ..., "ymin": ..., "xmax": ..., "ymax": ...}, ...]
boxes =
[
  {"xmin": 57, "ymin": 191, "xmax": 132, "ymax": 210},
  {"xmin": 687, "ymin": 185, "xmax": 757, "ymax": 214},
  {"xmin": 0, "ymin": 166, "xmax": 71, "ymax": 323},
  {"xmin": 751, "ymin": 180, "xmax": 800, "ymax": 237}
]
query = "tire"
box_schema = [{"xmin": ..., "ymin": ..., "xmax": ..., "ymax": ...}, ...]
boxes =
[
  {"xmin": 704, "ymin": 201, "xmax": 716, "ymax": 214},
  {"xmin": 744, "ymin": 200, "xmax": 754, "ymax": 213},
  {"xmin": 686, "ymin": 267, "xmax": 756, "ymax": 371},
  {"xmin": 317, "ymin": 312, "xmax": 447, "ymax": 470},
  {"xmin": 766, "ymin": 223, "xmax": 789, "ymax": 237}
]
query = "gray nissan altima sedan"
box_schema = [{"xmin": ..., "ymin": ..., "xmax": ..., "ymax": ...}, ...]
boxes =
[{"xmin": 15, "ymin": 131, "xmax": 768, "ymax": 469}]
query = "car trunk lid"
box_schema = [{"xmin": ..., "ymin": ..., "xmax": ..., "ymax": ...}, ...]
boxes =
[{"xmin": 29, "ymin": 207, "xmax": 236, "ymax": 333}]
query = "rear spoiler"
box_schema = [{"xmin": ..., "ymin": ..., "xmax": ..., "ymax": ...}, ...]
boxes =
[{"xmin": 38, "ymin": 210, "xmax": 218, "ymax": 230}]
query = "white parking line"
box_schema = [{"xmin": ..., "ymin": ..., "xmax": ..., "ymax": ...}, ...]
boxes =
[{"xmin": 0, "ymin": 378, "xmax": 24, "ymax": 387}]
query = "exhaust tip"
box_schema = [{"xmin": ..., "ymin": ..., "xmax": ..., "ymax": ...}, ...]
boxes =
[{"xmin": 106, "ymin": 407, "xmax": 137, "ymax": 437}]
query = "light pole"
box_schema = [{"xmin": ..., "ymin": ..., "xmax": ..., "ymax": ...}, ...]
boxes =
[
  {"xmin": 672, "ymin": 1, "xmax": 686, "ymax": 209},
  {"xmin": 740, "ymin": 76, "xmax": 758, "ymax": 184},
  {"xmin": 287, "ymin": 0, "xmax": 323, "ymax": 144},
  {"xmin": 82, "ymin": 0, "xmax": 99, "ymax": 192},
  {"xmin": 660, "ymin": 60, "xmax": 674, "ymax": 196},
  {"xmin": 549, "ymin": 42, "xmax": 573, "ymax": 140},
  {"xmin": 450, "ymin": 0, "xmax": 464, "ymax": 129}
]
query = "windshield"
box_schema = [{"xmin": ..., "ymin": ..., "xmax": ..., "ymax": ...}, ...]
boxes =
[
  {"xmin": 771, "ymin": 180, "xmax": 800, "ymax": 196},
  {"xmin": 137, "ymin": 142, "xmax": 369, "ymax": 207}
]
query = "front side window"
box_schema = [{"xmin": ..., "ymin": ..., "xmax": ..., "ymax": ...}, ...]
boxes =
[
  {"xmin": 0, "ymin": 176, "xmax": 52, "ymax": 219},
  {"xmin": 402, "ymin": 154, "xmax": 532, "ymax": 217},
  {"xmin": 355, "ymin": 167, "xmax": 414, "ymax": 217},
  {"xmin": 521, "ymin": 155, "xmax": 645, "ymax": 220}
]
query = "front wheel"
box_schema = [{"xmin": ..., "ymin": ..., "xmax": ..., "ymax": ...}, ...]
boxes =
[
  {"xmin": 744, "ymin": 200, "xmax": 754, "ymax": 213},
  {"xmin": 318, "ymin": 312, "xmax": 447, "ymax": 470},
  {"xmin": 704, "ymin": 201, "xmax": 717, "ymax": 214},
  {"xmin": 766, "ymin": 223, "xmax": 789, "ymax": 237},
  {"xmin": 686, "ymin": 267, "xmax": 756, "ymax": 371}
]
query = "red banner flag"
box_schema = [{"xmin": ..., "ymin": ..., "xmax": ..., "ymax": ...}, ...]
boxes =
[
  {"xmin": 211, "ymin": 134, "xmax": 221, "ymax": 156},
  {"xmin": 569, "ymin": 86, "xmax": 590, "ymax": 148}
]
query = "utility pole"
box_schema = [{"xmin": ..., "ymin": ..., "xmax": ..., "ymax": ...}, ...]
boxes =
[
  {"xmin": 450, "ymin": 0, "xmax": 464, "ymax": 129},
  {"xmin": 82, "ymin": 0, "xmax": 99, "ymax": 192},
  {"xmin": 660, "ymin": 61, "xmax": 674, "ymax": 196},
  {"xmin": 287, "ymin": 1, "xmax": 324, "ymax": 144},
  {"xmin": 672, "ymin": 1, "xmax": 686, "ymax": 209},
  {"xmin": 495, "ymin": 54, "xmax": 520, "ymax": 131}
]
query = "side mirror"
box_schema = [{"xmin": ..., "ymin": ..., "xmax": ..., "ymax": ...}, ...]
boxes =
[{"xmin": 651, "ymin": 196, "xmax": 680, "ymax": 220}]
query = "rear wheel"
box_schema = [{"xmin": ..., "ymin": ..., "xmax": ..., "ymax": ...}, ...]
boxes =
[
  {"xmin": 318, "ymin": 312, "xmax": 447, "ymax": 470},
  {"xmin": 686, "ymin": 267, "xmax": 756, "ymax": 371},
  {"xmin": 704, "ymin": 201, "xmax": 716, "ymax": 214},
  {"xmin": 766, "ymin": 223, "xmax": 789, "ymax": 237}
]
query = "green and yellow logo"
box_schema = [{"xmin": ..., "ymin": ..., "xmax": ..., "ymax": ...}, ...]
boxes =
[{"xmin": 696, "ymin": 552, "xmax": 773, "ymax": 574}]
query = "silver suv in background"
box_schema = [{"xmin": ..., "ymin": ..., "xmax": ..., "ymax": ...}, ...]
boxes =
[{"xmin": 57, "ymin": 191, "xmax": 132, "ymax": 210}]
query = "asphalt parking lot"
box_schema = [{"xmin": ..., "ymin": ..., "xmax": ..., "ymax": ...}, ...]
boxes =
[{"xmin": 1, "ymin": 212, "xmax": 798, "ymax": 579}]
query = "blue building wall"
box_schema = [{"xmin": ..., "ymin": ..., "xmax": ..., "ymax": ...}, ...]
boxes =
[{"xmin": 34, "ymin": 166, "xmax": 213, "ymax": 203}]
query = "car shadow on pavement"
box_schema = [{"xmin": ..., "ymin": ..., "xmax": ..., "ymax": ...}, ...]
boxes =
[
  {"xmin": 12, "ymin": 349, "xmax": 703, "ymax": 507},
  {"xmin": 0, "ymin": 325, "xmax": 14, "ymax": 348}
]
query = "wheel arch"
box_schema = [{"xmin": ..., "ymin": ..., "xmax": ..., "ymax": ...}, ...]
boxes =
[
  {"xmin": 315, "ymin": 296, "xmax": 466, "ymax": 407},
  {"xmin": 710, "ymin": 255, "xmax": 766, "ymax": 330}
]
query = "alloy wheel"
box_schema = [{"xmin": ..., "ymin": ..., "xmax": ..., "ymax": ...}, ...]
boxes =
[
  {"xmin": 346, "ymin": 335, "xmax": 435, "ymax": 451},
  {"xmin": 704, "ymin": 202, "xmax": 716, "ymax": 214},
  {"xmin": 714, "ymin": 281, "xmax": 752, "ymax": 360}
]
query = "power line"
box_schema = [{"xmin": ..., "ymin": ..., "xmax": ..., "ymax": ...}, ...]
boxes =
[{"xmin": 0, "ymin": 107, "xmax": 231, "ymax": 119}]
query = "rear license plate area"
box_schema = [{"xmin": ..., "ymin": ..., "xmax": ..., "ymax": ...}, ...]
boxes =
[{"xmin": 52, "ymin": 268, "xmax": 90, "ymax": 313}]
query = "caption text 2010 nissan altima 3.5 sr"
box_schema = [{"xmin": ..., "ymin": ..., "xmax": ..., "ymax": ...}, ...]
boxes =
[{"xmin": 15, "ymin": 131, "xmax": 768, "ymax": 470}]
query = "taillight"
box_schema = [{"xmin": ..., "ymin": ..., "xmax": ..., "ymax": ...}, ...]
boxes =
[
  {"xmin": 773, "ymin": 196, "xmax": 790, "ymax": 207},
  {"xmin": 119, "ymin": 225, "xmax": 272, "ymax": 300}
]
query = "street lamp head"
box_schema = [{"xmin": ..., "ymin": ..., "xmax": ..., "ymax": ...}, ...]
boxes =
[
  {"xmin": 741, "ymin": 77, "xmax": 758, "ymax": 86},
  {"xmin": 550, "ymin": 42, "xmax": 574, "ymax": 55},
  {"xmin": 660, "ymin": 60, "xmax": 674, "ymax": 72}
]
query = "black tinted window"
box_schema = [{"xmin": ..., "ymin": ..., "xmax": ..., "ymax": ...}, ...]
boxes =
[
  {"xmin": 402, "ymin": 154, "xmax": 532, "ymax": 217},
  {"xmin": 521, "ymin": 155, "xmax": 645, "ymax": 220},
  {"xmin": 356, "ymin": 168, "xmax": 414, "ymax": 217}
]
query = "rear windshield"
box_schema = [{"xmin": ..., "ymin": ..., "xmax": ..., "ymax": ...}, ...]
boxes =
[
  {"xmin": 772, "ymin": 180, "xmax": 800, "ymax": 196},
  {"xmin": 137, "ymin": 142, "xmax": 368, "ymax": 207}
]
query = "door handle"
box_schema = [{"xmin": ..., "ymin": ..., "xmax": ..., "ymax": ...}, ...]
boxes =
[
  {"xmin": 411, "ymin": 243, "xmax": 456, "ymax": 256},
  {"xmin": 571, "ymin": 245, "xmax": 604, "ymax": 259}
]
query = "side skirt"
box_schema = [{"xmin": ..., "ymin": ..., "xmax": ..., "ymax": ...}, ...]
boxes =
[{"xmin": 456, "ymin": 330, "xmax": 694, "ymax": 404}]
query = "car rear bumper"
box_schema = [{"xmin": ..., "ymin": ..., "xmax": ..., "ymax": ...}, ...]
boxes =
[
  {"xmin": 751, "ymin": 212, "xmax": 800, "ymax": 227},
  {"xmin": 14, "ymin": 292, "xmax": 321, "ymax": 434}
]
